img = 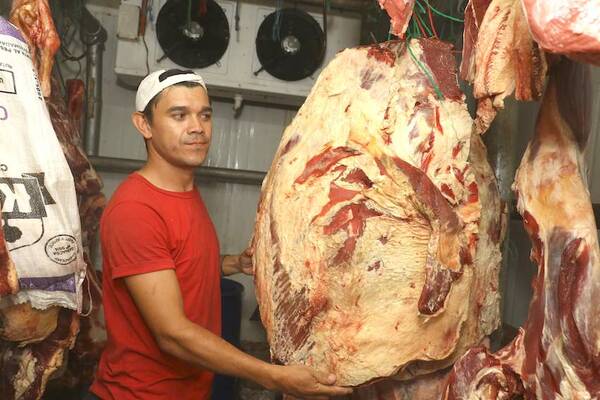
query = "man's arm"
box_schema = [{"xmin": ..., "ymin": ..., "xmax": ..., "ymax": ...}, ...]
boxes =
[
  {"xmin": 124, "ymin": 270, "xmax": 351, "ymax": 399},
  {"xmin": 221, "ymin": 247, "xmax": 253, "ymax": 276}
]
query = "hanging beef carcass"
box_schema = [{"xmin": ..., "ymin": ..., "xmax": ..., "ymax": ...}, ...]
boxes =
[
  {"xmin": 252, "ymin": 38, "xmax": 505, "ymax": 387},
  {"xmin": 461, "ymin": 0, "xmax": 547, "ymax": 134},
  {"xmin": 0, "ymin": 77, "xmax": 106, "ymax": 400},
  {"xmin": 1, "ymin": 1, "xmax": 106, "ymax": 398},
  {"xmin": 521, "ymin": 0, "xmax": 600, "ymax": 66},
  {"xmin": 43, "ymin": 77, "xmax": 107, "ymax": 398},
  {"xmin": 443, "ymin": 59, "xmax": 600, "ymax": 400}
]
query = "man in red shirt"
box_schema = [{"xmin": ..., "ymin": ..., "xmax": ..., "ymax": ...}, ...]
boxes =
[{"xmin": 89, "ymin": 69, "xmax": 352, "ymax": 400}]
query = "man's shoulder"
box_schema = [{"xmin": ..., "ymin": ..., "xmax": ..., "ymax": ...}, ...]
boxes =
[
  {"xmin": 103, "ymin": 175, "xmax": 162, "ymax": 219},
  {"xmin": 109, "ymin": 173, "xmax": 158, "ymax": 202}
]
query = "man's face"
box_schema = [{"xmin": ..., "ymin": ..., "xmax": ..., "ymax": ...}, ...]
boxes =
[{"xmin": 145, "ymin": 85, "xmax": 213, "ymax": 169}]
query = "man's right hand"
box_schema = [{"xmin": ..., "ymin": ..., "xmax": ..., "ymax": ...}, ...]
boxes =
[
  {"xmin": 123, "ymin": 270, "xmax": 351, "ymax": 399},
  {"xmin": 266, "ymin": 365, "xmax": 352, "ymax": 399}
]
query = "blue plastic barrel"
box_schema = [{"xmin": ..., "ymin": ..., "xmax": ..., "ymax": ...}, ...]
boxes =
[{"xmin": 211, "ymin": 278, "xmax": 244, "ymax": 400}]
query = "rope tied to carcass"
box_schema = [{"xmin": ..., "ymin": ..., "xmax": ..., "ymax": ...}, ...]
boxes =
[{"xmin": 388, "ymin": 0, "xmax": 466, "ymax": 100}]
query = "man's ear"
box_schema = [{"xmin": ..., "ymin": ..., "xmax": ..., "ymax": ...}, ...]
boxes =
[{"xmin": 132, "ymin": 112, "xmax": 153, "ymax": 140}]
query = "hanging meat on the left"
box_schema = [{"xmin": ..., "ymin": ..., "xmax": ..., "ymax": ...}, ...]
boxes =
[
  {"xmin": 1, "ymin": 0, "xmax": 106, "ymax": 398},
  {"xmin": 42, "ymin": 76, "xmax": 107, "ymax": 398},
  {"xmin": 9, "ymin": 0, "xmax": 60, "ymax": 98}
]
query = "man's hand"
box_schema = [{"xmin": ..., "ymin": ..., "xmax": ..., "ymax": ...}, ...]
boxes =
[
  {"xmin": 267, "ymin": 365, "xmax": 352, "ymax": 399},
  {"xmin": 238, "ymin": 247, "xmax": 253, "ymax": 275},
  {"xmin": 123, "ymin": 270, "xmax": 348, "ymax": 398},
  {"xmin": 222, "ymin": 248, "xmax": 254, "ymax": 276}
]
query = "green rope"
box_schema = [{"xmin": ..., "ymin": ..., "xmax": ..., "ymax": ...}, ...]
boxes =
[
  {"xmin": 411, "ymin": 18, "xmax": 420, "ymax": 38},
  {"xmin": 414, "ymin": 0, "xmax": 427, "ymax": 14},
  {"xmin": 421, "ymin": 0, "xmax": 464, "ymax": 23},
  {"xmin": 405, "ymin": 37, "xmax": 444, "ymax": 100},
  {"xmin": 414, "ymin": 12, "xmax": 433, "ymax": 37}
]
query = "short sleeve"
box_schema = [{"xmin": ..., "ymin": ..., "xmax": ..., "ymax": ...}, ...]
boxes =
[{"xmin": 101, "ymin": 201, "xmax": 175, "ymax": 279}]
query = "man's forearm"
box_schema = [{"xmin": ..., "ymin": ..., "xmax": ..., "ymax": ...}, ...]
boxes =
[
  {"xmin": 221, "ymin": 254, "xmax": 240, "ymax": 276},
  {"xmin": 157, "ymin": 319, "xmax": 278, "ymax": 388}
]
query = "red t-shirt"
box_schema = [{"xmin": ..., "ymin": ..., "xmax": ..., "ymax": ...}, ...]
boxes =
[{"xmin": 90, "ymin": 173, "xmax": 221, "ymax": 400}]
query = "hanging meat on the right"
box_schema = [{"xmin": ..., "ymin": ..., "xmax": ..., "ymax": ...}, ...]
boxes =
[
  {"xmin": 521, "ymin": 0, "xmax": 600, "ymax": 66},
  {"xmin": 443, "ymin": 59, "xmax": 600, "ymax": 400}
]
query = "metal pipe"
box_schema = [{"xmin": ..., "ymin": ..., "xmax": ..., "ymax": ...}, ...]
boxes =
[
  {"xmin": 88, "ymin": 156, "xmax": 266, "ymax": 185},
  {"xmin": 81, "ymin": 7, "xmax": 107, "ymax": 156}
]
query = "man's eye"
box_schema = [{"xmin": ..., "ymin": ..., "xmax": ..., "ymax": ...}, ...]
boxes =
[
  {"xmin": 201, "ymin": 113, "xmax": 212, "ymax": 121},
  {"xmin": 173, "ymin": 113, "xmax": 184, "ymax": 120}
]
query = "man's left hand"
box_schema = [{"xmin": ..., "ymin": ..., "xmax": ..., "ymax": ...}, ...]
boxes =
[
  {"xmin": 222, "ymin": 248, "xmax": 254, "ymax": 276},
  {"xmin": 238, "ymin": 247, "xmax": 254, "ymax": 275}
]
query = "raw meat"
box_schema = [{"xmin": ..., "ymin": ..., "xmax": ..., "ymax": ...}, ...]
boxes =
[
  {"xmin": 253, "ymin": 39, "xmax": 504, "ymax": 386},
  {"xmin": 0, "ymin": 308, "xmax": 79, "ymax": 400},
  {"xmin": 522, "ymin": 0, "xmax": 600, "ymax": 66},
  {"xmin": 0, "ymin": 303, "xmax": 59, "ymax": 345},
  {"xmin": 45, "ymin": 77, "xmax": 107, "ymax": 396},
  {"xmin": 9, "ymin": 0, "xmax": 60, "ymax": 98},
  {"xmin": 460, "ymin": 0, "xmax": 491, "ymax": 82},
  {"xmin": 461, "ymin": 0, "xmax": 547, "ymax": 134},
  {"xmin": 0, "ymin": 210, "xmax": 19, "ymax": 296},
  {"xmin": 349, "ymin": 368, "xmax": 450, "ymax": 399},
  {"xmin": 377, "ymin": 0, "xmax": 415, "ymax": 37},
  {"xmin": 443, "ymin": 59, "xmax": 600, "ymax": 399}
]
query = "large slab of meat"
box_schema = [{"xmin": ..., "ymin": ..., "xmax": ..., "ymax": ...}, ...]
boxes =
[
  {"xmin": 252, "ymin": 39, "xmax": 505, "ymax": 386},
  {"xmin": 443, "ymin": 59, "xmax": 600, "ymax": 399},
  {"xmin": 461, "ymin": 0, "xmax": 547, "ymax": 134}
]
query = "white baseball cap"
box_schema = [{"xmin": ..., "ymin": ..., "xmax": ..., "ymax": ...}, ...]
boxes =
[{"xmin": 135, "ymin": 69, "xmax": 207, "ymax": 112}]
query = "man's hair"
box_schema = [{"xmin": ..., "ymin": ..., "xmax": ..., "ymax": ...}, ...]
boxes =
[{"xmin": 142, "ymin": 81, "xmax": 204, "ymax": 124}]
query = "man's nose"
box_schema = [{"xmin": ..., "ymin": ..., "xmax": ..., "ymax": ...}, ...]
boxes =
[{"xmin": 188, "ymin": 115, "xmax": 205, "ymax": 134}]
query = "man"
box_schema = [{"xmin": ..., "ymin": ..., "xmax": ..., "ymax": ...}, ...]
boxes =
[{"xmin": 89, "ymin": 69, "xmax": 352, "ymax": 400}]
